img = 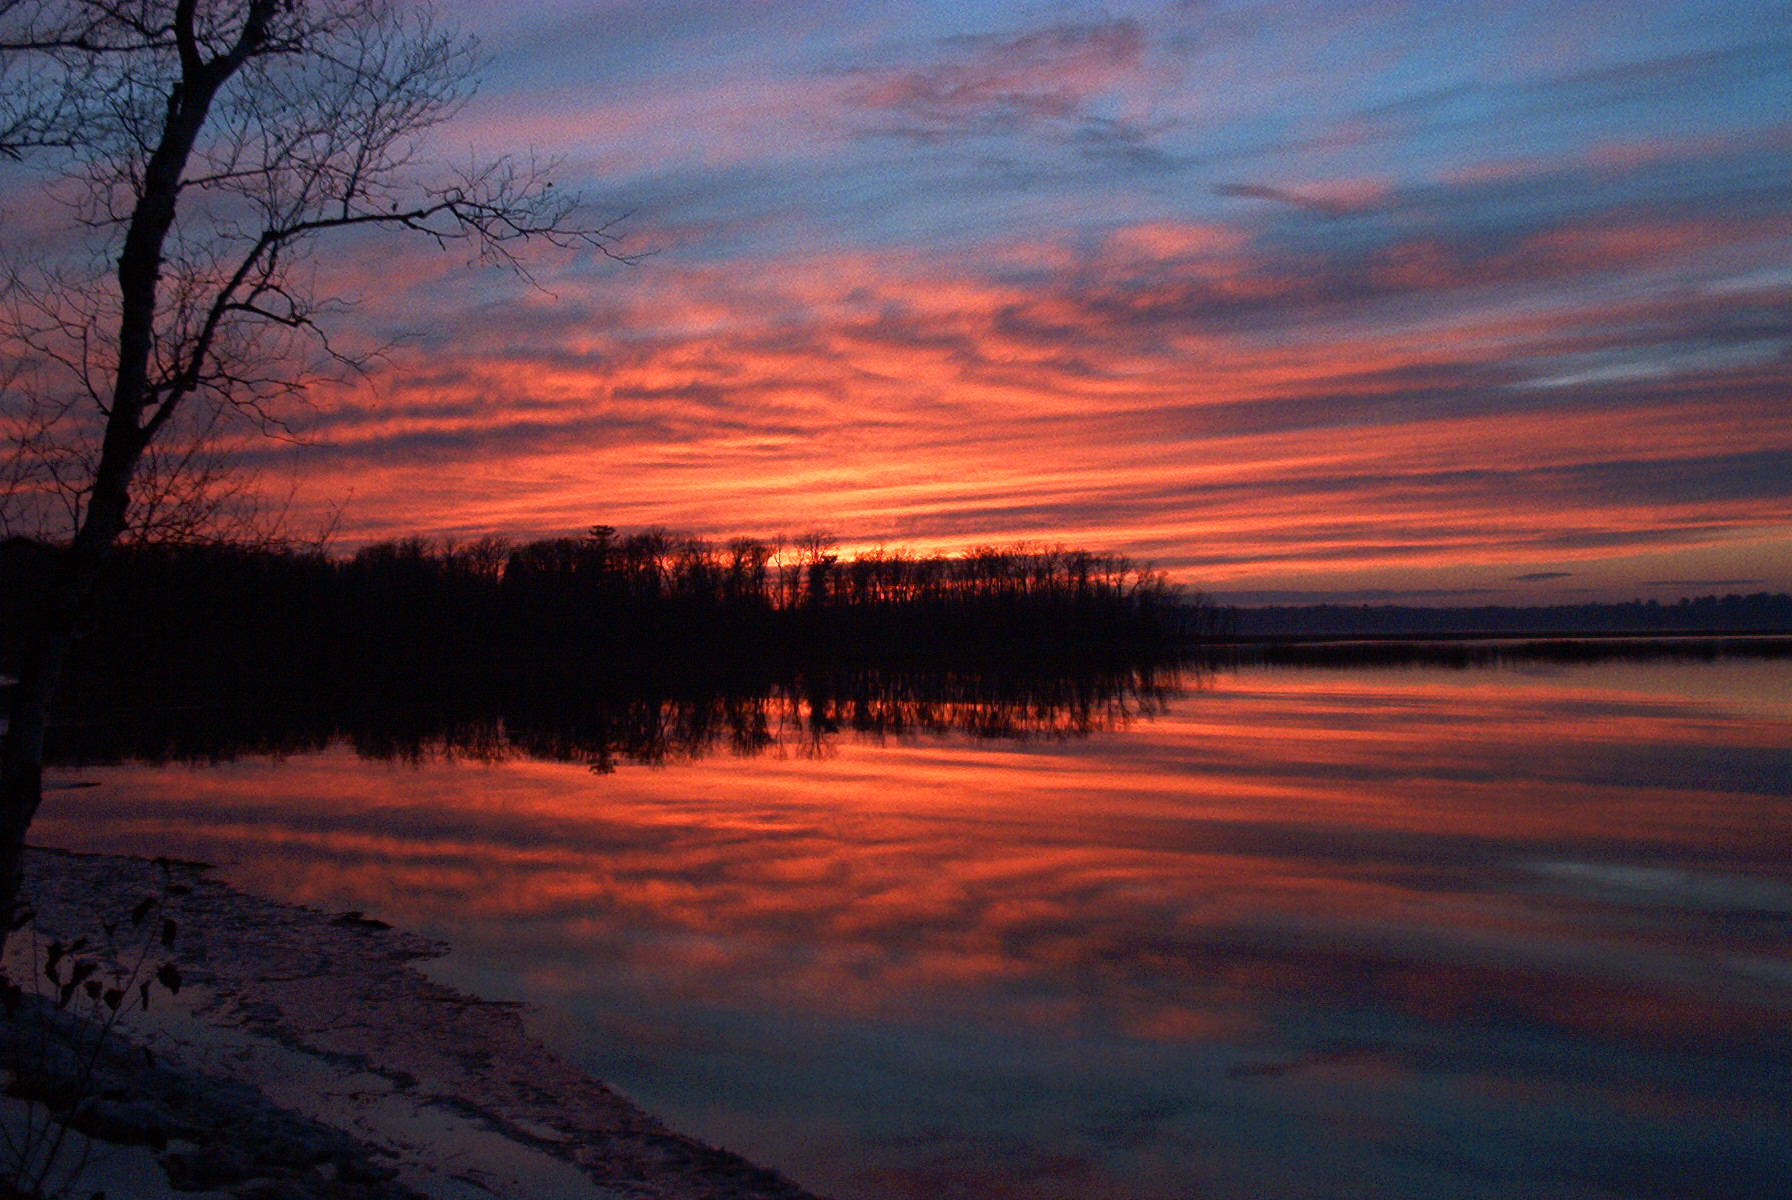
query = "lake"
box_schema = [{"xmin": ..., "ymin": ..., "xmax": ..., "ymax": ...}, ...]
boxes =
[{"xmin": 36, "ymin": 647, "xmax": 1792, "ymax": 1200}]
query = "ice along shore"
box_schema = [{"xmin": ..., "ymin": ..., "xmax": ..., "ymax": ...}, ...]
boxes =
[{"xmin": 6, "ymin": 846, "xmax": 826, "ymax": 1200}]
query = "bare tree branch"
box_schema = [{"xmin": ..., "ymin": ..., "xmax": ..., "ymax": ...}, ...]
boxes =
[{"xmin": 0, "ymin": 0, "xmax": 633, "ymax": 930}]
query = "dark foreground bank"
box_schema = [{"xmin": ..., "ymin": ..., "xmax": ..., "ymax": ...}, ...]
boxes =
[{"xmin": 4, "ymin": 847, "xmax": 824, "ymax": 1200}]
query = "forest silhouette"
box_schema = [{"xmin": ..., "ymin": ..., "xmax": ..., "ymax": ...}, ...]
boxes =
[
  {"xmin": 6, "ymin": 530, "xmax": 1785, "ymax": 771},
  {"xmin": 2, "ymin": 528, "xmax": 1205, "ymax": 674},
  {"xmin": 0, "ymin": 530, "xmax": 1209, "ymax": 767}
]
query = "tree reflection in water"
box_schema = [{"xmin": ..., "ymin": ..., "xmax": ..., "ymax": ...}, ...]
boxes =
[
  {"xmin": 46, "ymin": 659, "xmax": 1195, "ymax": 769},
  {"xmin": 27, "ymin": 644, "xmax": 1792, "ymax": 1200},
  {"xmin": 47, "ymin": 636, "xmax": 1787, "ymax": 770}
]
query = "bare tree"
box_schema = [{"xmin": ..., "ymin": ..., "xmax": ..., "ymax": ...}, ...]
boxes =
[
  {"xmin": 0, "ymin": 0, "xmax": 107, "ymax": 158},
  {"xmin": 0, "ymin": 0, "xmax": 625, "ymax": 932}
]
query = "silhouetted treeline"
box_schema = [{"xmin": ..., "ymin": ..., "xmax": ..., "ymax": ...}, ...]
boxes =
[
  {"xmin": 488, "ymin": 527, "xmax": 1196, "ymax": 652},
  {"xmin": 1229, "ymin": 594, "xmax": 1792, "ymax": 637},
  {"xmin": 0, "ymin": 531, "xmax": 1200, "ymax": 690}
]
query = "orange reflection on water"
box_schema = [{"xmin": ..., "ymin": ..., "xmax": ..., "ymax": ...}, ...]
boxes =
[
  {"xmin": 36, "ymin": 657, "xmax": 1792, "ymax": 1199},
  {"xmin": 41, "ymin": 660, "xmax": 1791, "ymax": 1043}
]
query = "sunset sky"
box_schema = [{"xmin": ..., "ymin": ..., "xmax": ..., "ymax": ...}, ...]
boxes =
[{"xmin": 198, "ymin": 1, "xmax": 1792, "ymax": 600}]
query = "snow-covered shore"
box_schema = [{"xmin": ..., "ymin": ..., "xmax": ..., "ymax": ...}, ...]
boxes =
[{"xmin": 6, "ymin": 847, "xmax": 824, "ymax": 1200}]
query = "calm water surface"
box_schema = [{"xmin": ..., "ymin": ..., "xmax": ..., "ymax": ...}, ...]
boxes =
[{"xmin": 38, "ymin": 656, "xmax": 1792, "ymax": 1200}]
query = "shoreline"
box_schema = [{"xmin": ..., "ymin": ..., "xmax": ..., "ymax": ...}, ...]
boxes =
[{"xmin": 6, "ymin": 846, "xmax": 825, "ymax": 1200}]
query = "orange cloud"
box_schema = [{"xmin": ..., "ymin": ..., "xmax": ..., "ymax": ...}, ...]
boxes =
[{"xmin": 194, "ymin": 195, "xmax": 1791, "ymax": 601}]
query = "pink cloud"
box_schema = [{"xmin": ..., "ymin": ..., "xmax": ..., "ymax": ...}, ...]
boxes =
[{"xmin": 181, "ymin": 197, "xmax": 1789, "ymax": 598}]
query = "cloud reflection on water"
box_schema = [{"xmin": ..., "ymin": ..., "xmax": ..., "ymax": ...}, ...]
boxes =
[{"xmin": 38, "ymin": 658, "xmax": 1792, "ymax": 1199}]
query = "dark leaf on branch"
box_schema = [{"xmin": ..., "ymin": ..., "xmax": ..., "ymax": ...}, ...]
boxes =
[
  {"xmin": 104, "ymin": 987, "xmax": 124, "ymax": 1012},
  {"xmin": 130, "ymin": 898, "xmax": 156, "ymax": 926},
  {"xmin": 139, "ymin": 980, "xmax": 151, "ymax": 1011},
  {"xmin": 83, "ymin": 979, "xmax": 101, "ymax": 1000},
  {"xmin": 161, "ymin": 918, "xmax": 176, "ymax": 949},
  {"xmin": 45, "ymin": 939, "xmax": 65, "ymax": 968},
  {"xmin": 155, "ymin": 963, "xmax": 181, "ymax": 995},
  {"xmin": 58, "ymin": 980, "xmax": 76, "ymax": 1008}
]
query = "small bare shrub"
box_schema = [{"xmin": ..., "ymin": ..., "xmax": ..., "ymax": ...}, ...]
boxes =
[{"xmin": 0, "ymin": 862, "xmax": 188, "ymax": 1200}]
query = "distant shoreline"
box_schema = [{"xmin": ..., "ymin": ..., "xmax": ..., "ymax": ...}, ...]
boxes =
[
  {"xmin": 1195, "ymin": 631, "xmax": 1792, "ymax": 669},
  {"xmin": 1218, "ymin": 593, "xmax": 1792, "ymax": 639},
  {"xmin": 1214, "ymin": 629, "xmax": 1792, "ymax": 644}
]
